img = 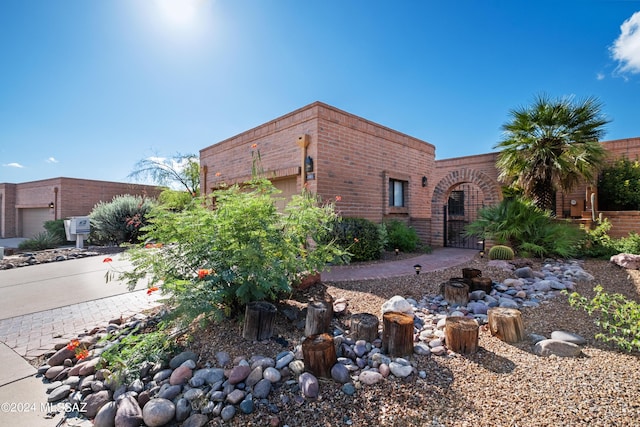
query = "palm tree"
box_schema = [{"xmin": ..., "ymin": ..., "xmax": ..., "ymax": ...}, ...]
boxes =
[{"xmin": 495, "ymin": 94, "xmax": 610, "ymax": 212}]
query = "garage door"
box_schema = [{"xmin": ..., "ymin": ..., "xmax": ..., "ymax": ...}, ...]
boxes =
[
  {"xmin": 273, "ymin": 177, "xmax": 299, "ymax": 212},
  {"xmin": 21, "ymin": 208, "xmax": 51, "ymax": 238}
]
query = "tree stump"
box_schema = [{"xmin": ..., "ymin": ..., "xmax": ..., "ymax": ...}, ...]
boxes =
[
  {"xmin": 471, "ymin": 276, "xmax": 493, "ymax": 293},
  {"xmin": 305, "ymin": 300, "xmax": 333, "ymax": 337},
  {"xmin": 302, "ymin": 333, "xmax": 337, "ymax": 378},
  {"xmin": 382, "ymin": 311, "xmax": 414, "ymax": 358},
  {"xmin": 443, "ymin": 280, "xmax": 470, "ymax": 306},
  {"xmin": 242, "ymin": 301, "xmax": 277, "ymax": 341},
  {"xmin": 350, "ymin": 313, "xmax": 379, "ymax": 342},
  {"xmin": 444, "ymin": 317, "xmax": 479, "ymax": 354},
  {"xmin": 462, "ymin": 268, "xmax": 481, "ymax": 284},
  {"xmin": 487, "ymin": 307, "xmax": 525, "ymax": 343}
]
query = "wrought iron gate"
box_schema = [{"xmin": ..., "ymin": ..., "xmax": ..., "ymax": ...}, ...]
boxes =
[{"xmin": 443, "ymin": 184, "xmax": 484, "ymax": 250}]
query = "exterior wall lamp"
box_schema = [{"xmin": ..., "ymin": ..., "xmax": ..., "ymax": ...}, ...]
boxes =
[
  {"xmin": 48, "ymin": 202, "xmax": 55, "ymax": 209},
  {"xmin": 305, "ymin": 156, "xmax": 314, "ymax": 173},
  {"xmin": 422, "ymin": 176, "xmax": 428, "ymax": 187}
]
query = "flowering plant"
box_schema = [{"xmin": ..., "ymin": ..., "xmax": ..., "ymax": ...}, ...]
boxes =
[{"xmin": 66, "ymin": 339, "xmax": 90, "ymax": 360}]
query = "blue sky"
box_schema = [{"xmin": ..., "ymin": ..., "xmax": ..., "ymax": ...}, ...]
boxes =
[{"xmin": 1, "ymin": 0, "xmax": 639, "ymax": 184}]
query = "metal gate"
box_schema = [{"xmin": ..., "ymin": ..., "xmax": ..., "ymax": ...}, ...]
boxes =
[{"xmin": 443, "ymin": 184, "xmax": 484, "ymax": 250}]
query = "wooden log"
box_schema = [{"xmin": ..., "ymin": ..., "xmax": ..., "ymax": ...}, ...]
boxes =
[
  {"xmin": 444, "ymin": 317, "xmax": 479, "ymax": 354},
  {"xmin": 471, "ymin": 276, "xmax": 493, "ymax": 293},
  {"xmin": 350, "ymin": 313, "xmax": 379, "ymax": 342},
  {"xmin": 302, "ymin": 333, "xmax": 337, "ymax": 378},
  {"xmin": 487, "ymin": 307, "xmax": 525, "ymax": 343},
  {"xmin": 382, "ymin": 311, "xmax": 414, "ymax": 358},
  {"xmin": 305, "ymin": 300, "xmax": 333, "ymax": 337},
  {"xmin": 443, "ymin": 280, "xmax": 470, "ymax": 306},
  {"xmin": 242, "ymin": 301, "xmax": 277, "ymax": 341},
  {"xmin": 462, "ymin": 268, "xmax": 481, "ymax": 285}
]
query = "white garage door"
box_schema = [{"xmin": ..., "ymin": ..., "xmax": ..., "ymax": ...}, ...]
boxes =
[
  {"xmin": 21, "ymin": 208, "xmax": 51, "ymax": 238},
  {"xmin": 273, "ymin": 177, "xmax": 299, "ymax": 212}
]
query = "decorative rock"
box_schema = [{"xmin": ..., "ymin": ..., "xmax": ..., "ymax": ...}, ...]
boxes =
[
  {"xmin": 45, "ymin": 365, "xmax": 65, "ymax": 380},
  {"xmin": 240, "ymin": 396, "xmax": 254, "ymax": 414},
  {"xmin": 226, "ymin": 388, "xmax": 246, "ymax": 404},
  {"xmin": 84, "ymin": 390, "xmax": 112, "ymax": 418},
  {"xmin": 299, "ymin": 372, "xmax": 319, "ymax": 398},
  {"xmin": 275, "ymin": 351, "xmax": 295, "ymax": 369},
  {"xmin": 169, "ymin": 351, "xmax": 198, "ymax": 369},
  {"xmin": 93, "ymin": 401, "xmax": 117, "ymax": 427},
  {"xmin": 142, "ymin": 398, "xmax": 175, "ymax": 427},
  {"xmin": 184, "ymin": 388, "xmax": 204, "ymax": 401},
  {"xmin": 47, "ymin": 347, "xmax": 75, "ymax": 366},
  {"xmin": 221, "ymin": 404, "xmax": 236, "ymax": 421},
  {"xmin": 514, "ymin": 267, "xmax": 534, "ymax": 278},
  {"xmin": 359, "ymin": 371, "xmax": 383, "ymax": 385},
  {"xmin": 381, "ymin": 295, "xmax": 414, "ymax": 316},
  {"xmin": 152, "ymin": 369, "xmax": 172, "ymax": 383},
  {"xmin": 157, "ymin": 384, "xmax": 182, "ymax": 400},
  {"xmin": 169, "ymin": 365, "xmax": 192, "ymax": 385},
  {"xmin": 529, "ymin": 333, "xmax": 546, "ymax": 343},
  {"xmin": 245, "ymin": 366, "xmax": 263, "ymax": 387},
  {"xmin": 533, "ymin": 339, "xmax": 582, "ymax": 357},
  {"xmin": 182, "ymin": 413, "xmax": 209, "ymax": 427},
  {"xmin": 175, "ymin": 398, "xmax": 191, "ymax": 422},
  {"xmin": 263, "ymin": 366, "xmax": 281, "ymax": 383},
  {"xmin": 413, "ymin": 342, "xmax": 431, "ymax": 355},
  {"xmin": 499, "ymin": 299, "xmax": 519, "ymax": 309},
  {"xmin": 288, "ymin": 359, "xmax": 305, "ymax": 375},
  {"xmin": 551, "ymin": 331, "xmax": 587, "ymax": 345},
  {"xmin": 611, "ymin": 253, "xmax": 640, "ymax": 269},
  {"xmin": 215, "ymin": 351, "xmax": 231, "ymax": 367},
  {"xmin": 253, "ymin": 378, "xmax": 272, "ymax": 399},
  {"xmin": 115, "ymin": 394, "xmax": 143, "ymax": 427},
  {"xmin": 331, "ymin": 363, "xmax": 351, "ymax": 383},
  {"xmin": 430, "ymin": 346, "xmax": 447, "ymax": 356},
  {"xmin": 48, "ymin": 384, "xmax": 71, "ymax": 402},
  {"xmin": 228, "ymin": 365, "xmax": 251, "ymax": 384},
  {"xmin": 78, "ymin": 358, "xmax": 100, "ymax": 376},
  {"xmin": 389, "ymin": 362, "xmax": 413, "ymax": 378}
]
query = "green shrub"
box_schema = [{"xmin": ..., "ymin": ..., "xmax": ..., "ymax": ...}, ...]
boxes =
[
  {"xmin": 598, "ymin": 157, "xmax": 640, "ymax": 211},
  {"xmin": 613, "ymin": 232, "xmax": 640, "ymax": 255},
  {"xmin": 110, "ymin": 179, "xmax": 347, "ymax": 322},
  {"xmin": 18, "ymin": 231, "xmax": 62, "ymax": 251},
  {"xmin": 157, "ymin": 189, "xmax": 195, "ymax": 211},
  {"xmin": 384, "ymin": 220, "xmax": 419, "ymax": 252},
  {"xmin": 328, "ymin": 217, "xmax": 384, "ymax": 262},
  {"xmin": 43, "ymin": 219, "xmax": 68, "ymax": 242},
  {"xmin": 89, "ymin": 195, "xmax": 156, "ymax": 245},
  {"xmin": 488, "ymin": 245, "xmax": 514, "ymax": 260},
  {"xmin": 465, "ymin": 197, "xmax": 585, "ymax": 258},
  {"xmin": 566, "ymin": 286, "xmax": 640, "ymax": 352},
  {"xmin": 578, "ymin": 219, "xmax": 640, "ymax": 258}
]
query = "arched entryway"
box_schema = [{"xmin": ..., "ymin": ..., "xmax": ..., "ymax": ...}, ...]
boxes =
[{"xmin": 431, "ymin": 169, "xmax": 502, "ymax": 248}]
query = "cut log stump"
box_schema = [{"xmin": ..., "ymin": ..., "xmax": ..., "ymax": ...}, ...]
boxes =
[
  {"xmin": 471, "ymin": 276, "xmax": 493, "ymax": 293},
  {"xmin": 443, "ymin": 280, "xmax": 470, "ymax": 306},
  {"xmin": 302, "ymin": 333, "xmax": 337, "ymax": 378},
  {"xmin": 242, "ymin": 301, "xmax": 277, "ymax": 341},
  {"xmin": 350, "ymin": 313, "xmax": 379, "ymax": 342},
  {"xmin": 305, "ymin": 300, "xmax": 334, "ymax": 337},
  {"xmin": 382, "ymin": 311, "xmax": 414, "ymax": 358},
  {"xmin": 462, "ymin": 268, "xmax": 481, "ymax": 284},
  {"xmin": 487, "ymin": 307, "xmax": 525, "ymax": 343},
  {"xmin": 444, "ymin": 317, "xmax": 479, "ymax": 354}
]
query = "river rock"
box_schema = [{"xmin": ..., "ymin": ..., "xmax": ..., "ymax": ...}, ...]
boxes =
[
  {"xmin": 299, "ymin": 372, "xmax": 319, "ymax": 398},
  {"xmin": 47, "ymin": 347, "xmax": 75, "ymax": 366},
  {"xmin": 93, "ymin": 401, "xmax": 117, "ymax": 427},
  {"xmin": 169, "ymin": 365, "xmax": 192, "ymax": 385},
  {"xmin": 48, "ymin": 384, "xmax": 71, "ymax": 402},
  {"xmin": 610, "ymin": 253, "xmax": 640, "ymax": 269},
  {"xmin": 115, "ymin": 394, "xmax": 143, "ymax": 427},
  {"xmin": 228, "ymin": 365, "xmax": 251, "ymax": 384},
  {"xmin": 533, "ymin": 339, "xmax": 582, "ymax": 357},
  {"xmin": 142, "ymin": 398, "xmax": 175, "ymax": 427},
  {"xmin": 551, "ymin": 331, "xmax": 587, "ymax": 345},
  {"xmin": 169, "ymin": 351, "xmax": 198, "ymax": 369},
  {"xmin": 182, "ymin": 413, "xmax": 209, "ymax": 427},
  {"xmin": 84, "ymin": 390, "xmax": 112, "ymax": 418},
  {"xmin": 359, "ymin": 370, "xmax": 383, "ymax": 385},
  {"xmin": 381, "ymin": 295, "xmax": 414, "ymax": 316},
  {"xmin": 252, "ymin": 378, "xmax": 272, "ymax": 399}
]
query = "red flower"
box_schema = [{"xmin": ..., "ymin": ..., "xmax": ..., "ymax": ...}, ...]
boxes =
[
  {"xmin": 354, "ymin": 237, "xmax": 359, "ymax": 243},
  {"xmin": 147, "ymin": 286, "xmax": 159, "ymax": 295},
  {"xmin": 251, "ymin": 143, "xmax": 258, "ymax": 149},
  {"xmin": 198, "ymin": 269, "xmax": 213, "ymax": 279},
  {"xmin": 75, "ymin": 348, "xmax": 89, "ymax": 360},
  {"xmin": 66, "ymin": 339, "xmax": 80, "ymax": 351},
  {"xmin": 145, "ymin": 243, "xmax": 152, "ymax": 249},
  {"xmin": 215, "ymin": 172, "xmax": 222, "ymax": 177},
  {"xmin": 335, "ymin": 195, "xmax": 342, "ymax": 202},
  {"xmin": 103, "ymin": 257, "xmax": 113, "ymax": 263}
]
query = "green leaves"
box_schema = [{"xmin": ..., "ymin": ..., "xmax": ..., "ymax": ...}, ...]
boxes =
[{"xmin": 566, "ymin": 286, "xmax": 640, "ymax": 352}]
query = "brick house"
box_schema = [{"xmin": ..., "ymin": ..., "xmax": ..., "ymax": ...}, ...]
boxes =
[
  {"xmin": 200, "ymin": 101, "xmax": 640, "ymax": 247},
  {"xmin": 0, "ymin": 177, "xmax": 162, "ymax": 238}
]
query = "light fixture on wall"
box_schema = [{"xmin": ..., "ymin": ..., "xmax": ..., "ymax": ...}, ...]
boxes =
[
  {"xmin": 305, "ymin": 156, "xmax": 314, "ymax": 173},
  {"xmin": 48, "ymin": 202, "xmax": 55, "ymax": 209},
  {"xmin": 422, "ymin": 176, "xmax": 428, "ymax": 187}
]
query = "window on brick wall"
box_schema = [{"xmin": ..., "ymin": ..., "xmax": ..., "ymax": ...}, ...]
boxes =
[
  {"xmin": 389, "ymin": 179, "xmax": 407, "ymax": 207},
  {"xmin": 448, "ymin": 190, "xmax": 464, "ymax": 216}
]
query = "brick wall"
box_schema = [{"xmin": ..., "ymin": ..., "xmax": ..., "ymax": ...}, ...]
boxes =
[{"xmin": 0, "ymin": 184, "xmax": 17, "ymax": 238}]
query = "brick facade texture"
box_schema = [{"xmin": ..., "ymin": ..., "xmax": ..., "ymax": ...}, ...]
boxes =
[
  {"xmin": 0, "ymin": 178, "xmax": 161, "ymax": 238},
  {"xmin": 200, "ymin": 102, "xmax": 640, "ymax": 247}
]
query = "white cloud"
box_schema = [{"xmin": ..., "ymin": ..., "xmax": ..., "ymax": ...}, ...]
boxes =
[
  {"xmin": 596, "ymin": 72, "xmax": 605, "ymax": 80},
  {"xmin": 610, "ymin": 11, "xmax": 640, "ymax": 75},
  {"xmin": 46, "ymin": 157, "xmax": 59, "ymax": 163},
  {"xmin": 3, "ymin": 162, "xmax": 25, "ymax": 168}
]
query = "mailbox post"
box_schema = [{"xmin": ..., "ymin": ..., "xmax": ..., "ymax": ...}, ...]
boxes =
[{"xmin": 64, "ymin": 216, "xmax": 90, "ymax": 249}]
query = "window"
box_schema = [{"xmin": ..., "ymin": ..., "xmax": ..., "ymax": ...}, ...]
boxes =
[
  {"xmin": 389, "ymin": 179, "xmax": 407, "ymax": 207},
  {"xmin": 448, "ymin": 190, "xmax": 464, "ymax": 215}
]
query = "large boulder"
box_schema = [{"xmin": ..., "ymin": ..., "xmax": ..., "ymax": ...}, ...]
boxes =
[{"xmin": 610, "ymin": 253, "xmax": 640, "ymax": 270}]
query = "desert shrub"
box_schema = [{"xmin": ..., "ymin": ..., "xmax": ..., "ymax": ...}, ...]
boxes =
[
  {"xmin": 613, "ymin": 232, "xmax": 640, "ymax": 255},
  {"xmin": 157, "ymin": 189, "xmax": 195, "ymax": 211},
  {"xmin": 566, "ymin": 286, "xmax": 640, "ymax": 352},
  {"xmin": 328, "ymin": 217, "xmax": 384, "ymax": 262},
  {"xmin": 465, "ymin": 197, "xmax": 585, "ymax": 258},
  {"xmin": 598, "ymin": 157, "xmax": 640, "ymax": 211},
  {"xmin": 488, "ymin": 245, "xmax": 514, "ymax": 260},
  {"xmin": 384, "ymin": 219, "xmax": 419, "ymax": 252},
  {"xmin": 90, "ymin": 195, "xmax": 156, "ymax": 245},
  {"xmin": 578, "ymin": 219, "xmax": 640, "ymax": 258},
  {"xmin": 109, "ymin": 179, "xmax": 347, "ymax": 323},
  {"xmin": 44, "ymin": 219, "xmax": 68, "ymax": 243},
  {"xmin": 18, "ymin": 231, "xmax": 62, "ymax": 251}
]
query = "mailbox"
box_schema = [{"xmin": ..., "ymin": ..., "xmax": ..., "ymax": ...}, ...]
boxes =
[{"xmin": 70, "ymin": 216, "xmax": 91, "ymax": 234}]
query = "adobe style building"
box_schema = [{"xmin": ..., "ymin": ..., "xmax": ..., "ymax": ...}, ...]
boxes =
[
  {"xmin": 200, "ymin": 102, "xmax": 639, "ymax": 247},
  {"xmin": 0, "ymin": 177, "xmax": 162, "ymax": 239}
]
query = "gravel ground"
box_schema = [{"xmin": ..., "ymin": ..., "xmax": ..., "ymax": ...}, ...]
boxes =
[{"xmin": 187, "ymin": 255, "xmax": 640, "ymax": 427}]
